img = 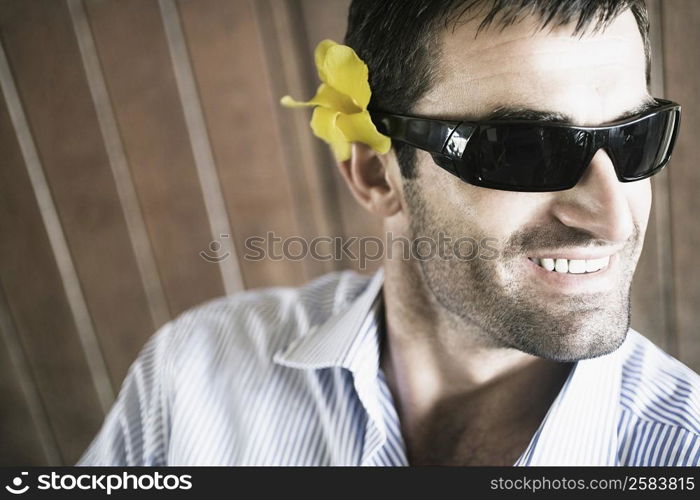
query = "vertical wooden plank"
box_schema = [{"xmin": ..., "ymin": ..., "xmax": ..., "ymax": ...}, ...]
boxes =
[
  {"xmin": 660, "ymin": 0, "xmax": 700, "ymax": 372},
  {"xmin": 67, "ymin": 0, "xmax": 171, "ymax": 330},
  {"xmin": 0, "ymin": 332, "xmax": 49, "ymax": 465},
  {"xmin": 84, "ymin": 0, "xmax": 226, "ymax": 315},
  {"xmin": 159, "ymin": 0, "xmax": 244, "ymax": 295},
  {"xmin": 629, "ymin": 0, "xmax": 675, "ymax": 353},
  {"xmin": 176, "ymin": 0, "xmax": 308, "ymax": 289},
  {"xmin": 253, "ymin": 0, "xmax": 344, "ymax": 278},
  {"xmin": 299, "ymin": 0, "xmax": 350, "ymax": 42},
  {"xmin": 298, "ymin": 0, "xmax": 384, "ymax": 275},
  {"xmin": 0, "ymin": 73, "xmax": 104, "ymax": 463},
  {"xmin": 0, "ymin": 284, "xmax": 60, "ymax": 465},
  {"xmin": 0, "ymin": 0, "xmax": 158, "ymax": 393}
]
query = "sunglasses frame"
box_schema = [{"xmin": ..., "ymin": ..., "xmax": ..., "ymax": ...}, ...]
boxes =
[{"xmin": 371, "ymin": 98, "xmax": 681, "ymax": 192}]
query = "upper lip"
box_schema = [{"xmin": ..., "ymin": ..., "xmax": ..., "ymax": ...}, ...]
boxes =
[{"xmin": 527, "ymin": 247, "xmax": 622, "ymax": 260}]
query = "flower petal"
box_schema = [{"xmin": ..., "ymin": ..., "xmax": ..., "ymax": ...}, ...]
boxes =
[
  {"xmin": 280, "ymin": 95, "xmax": 315, "ymax": 108},
  {"xmin": 310, "ymin": 107, "xmax": 351, "ymax": 161},
  {"xmin": 337, "ymin": 111, "xmax": 391, "ymax": 155},
  {"xmin": 321, "ymin": 44, "xmax": 371, "ymax": 110},
  {"xmin": 309, "ymin": 84, "xmax": 360, "ymax": 114},
  {"xmin": 314, "ymin": 39, "xmax": 336, "ymax": 83},
  {"xmin": 281, "ymin": 84, "xmax": 359, "ymax": 114}
]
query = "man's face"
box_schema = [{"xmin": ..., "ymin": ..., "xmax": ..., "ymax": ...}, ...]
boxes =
[{"xmin": 403, "ymin": 10, "xmax": 651, "ymax": 361}]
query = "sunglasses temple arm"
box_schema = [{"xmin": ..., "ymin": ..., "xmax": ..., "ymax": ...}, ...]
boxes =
[{"xmin": 371, "ymin": 112, "xmax": 462, "ymax": 154}]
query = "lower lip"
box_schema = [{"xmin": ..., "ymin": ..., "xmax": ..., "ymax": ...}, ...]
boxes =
[{"xmin": 523, "ymin": 254, "xmax": 617, "ymax": 294}]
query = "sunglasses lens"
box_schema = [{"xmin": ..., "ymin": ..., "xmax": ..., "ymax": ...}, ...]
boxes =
[
  {"xmin": 475, "ymin": 125, "xmax": 591, "ymax": 190},
  {"xmin": 609, "ymin": 109, "xmax": 678, "ymax": 180}
]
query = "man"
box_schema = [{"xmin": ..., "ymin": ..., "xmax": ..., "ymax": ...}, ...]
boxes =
[{"xmin": 78, "ymin": 0, "xmax": 699, "ymax": 466}]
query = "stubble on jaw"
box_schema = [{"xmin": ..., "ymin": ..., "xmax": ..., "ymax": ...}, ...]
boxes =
[{"xmin": 401, "ymin": 178, "xmax": 639, "ymax": 362}]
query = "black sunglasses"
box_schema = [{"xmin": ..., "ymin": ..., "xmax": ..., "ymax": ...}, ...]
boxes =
[{"xmin": 371, "ymin": 98, "xmax": 681, "ymax": 192}]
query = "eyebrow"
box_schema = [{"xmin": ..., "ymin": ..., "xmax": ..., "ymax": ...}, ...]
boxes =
[{"xmin": 481, "ymin": 97, "xmax": 658, "ymax": 124}]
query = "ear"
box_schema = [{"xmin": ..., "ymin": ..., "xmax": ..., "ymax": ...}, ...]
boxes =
[{"xmin": 336, "ymin": 143, "xmax": 402, "ymax": 217}]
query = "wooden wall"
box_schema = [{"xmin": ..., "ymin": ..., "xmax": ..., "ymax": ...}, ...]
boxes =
[{"xmin": 0, "ymin": 0, "xmax": 697, "ymax": 465}]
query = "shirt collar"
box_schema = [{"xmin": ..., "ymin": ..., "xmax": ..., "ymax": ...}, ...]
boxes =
[
  {"xmin": 274, "ymin": 267, "xmax": 630, "ymax": 466},
  {"xmin": 273, "ymin": 268, "xmax": 388, "ymax": 463},
  {"xmin": 273, "ymin": 267, "xmax": 385, "ymax": 375},
  {"xmin": 516, "ymin": 334, "xmax": 631, "ymax": 465}
]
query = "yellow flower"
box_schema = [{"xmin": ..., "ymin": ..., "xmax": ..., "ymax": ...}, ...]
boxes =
[{"xmin": 281, "ymin": 39, "xmax": 391, "ymax": 162}]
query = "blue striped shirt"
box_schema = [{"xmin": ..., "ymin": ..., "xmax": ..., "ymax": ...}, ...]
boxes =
[{"xmin": 77, "ymin": 268, "xmax": 700, "ymax": 466}]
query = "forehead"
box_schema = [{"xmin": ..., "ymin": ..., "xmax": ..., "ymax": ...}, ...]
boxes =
[{"xmin": 415, "ymin": 9, "xmax": 648, "ymax": 125}]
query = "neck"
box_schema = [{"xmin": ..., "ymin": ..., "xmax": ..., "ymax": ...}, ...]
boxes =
[{"xmin": 380, "ymin": 256, "xmax": 572, "ymax": 463}]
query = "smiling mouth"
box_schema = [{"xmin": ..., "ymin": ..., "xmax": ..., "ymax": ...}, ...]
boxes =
[{"xmin": 527, "ymin": 256, "xmax": 611, "ymax": 274}]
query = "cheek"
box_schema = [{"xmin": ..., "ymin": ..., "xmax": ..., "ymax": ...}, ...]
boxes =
[
  {"xmin": 416, "ymin": 154, "xmax": 544, "ymax": 239},
  {"xmin": 623, "ymin": 179, "xmax": 652, "ymax": 231}
]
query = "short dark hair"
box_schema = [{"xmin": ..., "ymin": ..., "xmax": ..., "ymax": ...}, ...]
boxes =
[{"xmin": 344, "ymin": 0, "xmax": 650, "ymax": 179}]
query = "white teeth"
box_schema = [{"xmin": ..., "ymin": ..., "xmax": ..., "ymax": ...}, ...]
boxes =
[
  {"xmin": 555, "ymin": 258, "xmax": 569, "ymax": 273},
  {"xmin": 530, "ymin": 256, "xmax": 611, "ymax": 274},
  {"xmin": 585, "ymin": 256, "xmax": 610, "ymax": 272},
  {"xmin": 541, "ymin": 258, "xmax": 555, "ymax": 271},
  {"xmin": 567, "ymin": 259, "xmax": 587, "ymax": 273}
]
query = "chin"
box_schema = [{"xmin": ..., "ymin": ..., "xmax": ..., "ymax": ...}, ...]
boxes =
[{"xmin": 505, "ymin": 316, "xmax": 631, "ymax": 362}]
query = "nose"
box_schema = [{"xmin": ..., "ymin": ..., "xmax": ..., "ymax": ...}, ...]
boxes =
[{"xmin": 550, "ymin": 149, "xmax": 636, "ymax": 243}]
